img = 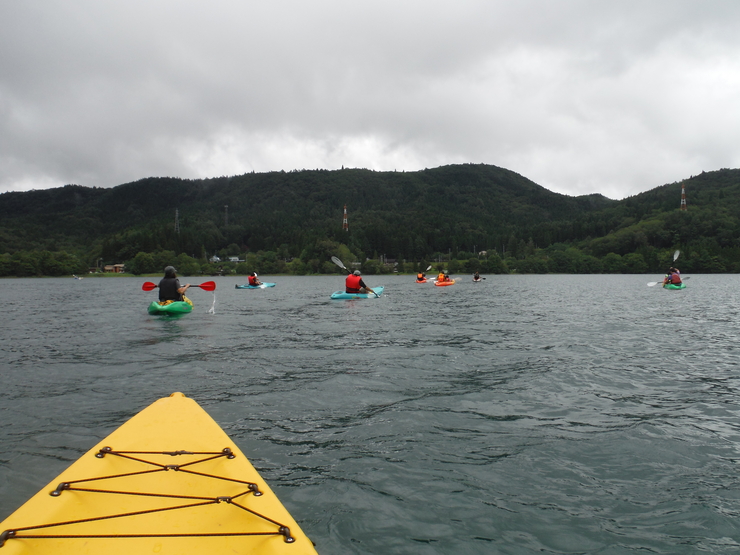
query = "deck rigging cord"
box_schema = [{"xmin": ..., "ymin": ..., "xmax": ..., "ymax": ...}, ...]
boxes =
[{"xmin": 0, "ymin": 447, "xmax": 296, "ymax": 547}]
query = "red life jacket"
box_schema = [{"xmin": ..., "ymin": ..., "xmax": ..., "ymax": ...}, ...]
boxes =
[
  {"xmin": 670, "ymin": 273, "xmax": 682, "ymax": 284},
  {"xmin": 248, "ymin": 275, "xmax": 258, "ymax": 286},
  {"xmin": 346, "ymin": 274, "xmax": 362, "ymax": 293}
]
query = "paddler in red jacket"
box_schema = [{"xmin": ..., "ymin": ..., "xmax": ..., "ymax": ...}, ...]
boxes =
[
  {"xmin": 662, "ymin": 267, "xmax": 682, "ymax": 286},
  {"xmin": 345, "ymin": 270, "xmax": 375, "ymax": 295},
  {"xmin": 248, "ymin": 272, "xmax": 262, "ymax": 287}
]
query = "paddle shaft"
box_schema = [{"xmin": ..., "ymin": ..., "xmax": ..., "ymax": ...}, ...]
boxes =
[{"xmin": 142, "ymin": 281, "xmax": 216, "ymax": 291}]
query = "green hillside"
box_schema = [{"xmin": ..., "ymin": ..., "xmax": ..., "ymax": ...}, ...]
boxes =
[{"xmin": 0, "ymin": 164, "xmax": 737, "ymax": 276}]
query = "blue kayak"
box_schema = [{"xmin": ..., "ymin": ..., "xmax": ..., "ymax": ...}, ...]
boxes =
[
  {"xmin": 330, "ymin": 286, "xmax": 384, "ymax": 300},
  {"xmin": 235, "ymin": 283, "xmax": 276, "ymax": 289}
]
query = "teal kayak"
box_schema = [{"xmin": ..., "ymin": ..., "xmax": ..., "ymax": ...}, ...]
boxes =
[
  {"xmin": 330, "ymin": 286, "xmax": 384, "ymax": 300},
  {"xmin": 235, "ymin": 283, "xmax": 276, "ymax": 289},
  {"xmin": 148, "ymin": 300, "xmax": 193, "ymax": 315},
  {"xmin": 663, "ymin": 283, "xmax": 686, "ymax": 290}
]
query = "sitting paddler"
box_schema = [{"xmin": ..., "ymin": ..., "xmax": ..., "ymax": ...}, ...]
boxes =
[
  {"xmin": 416, "ymin": 271, "xmax": 426, "ymax": 282},
  {"xmin": 248, "ymin": 272, "xmax": 263, "ymax": 287},
  {"xmin": 346, "ymin": 269, "xmax": 376, "ymax": 296},
  {"xmin": 437, "ymin": 271, "xmax": 445, "ymax": 282},
  {"xmin": 158, "ymin": 266, "xmax": 192, "ymax": 305},
  {"xmin": 663, "ymin": 267, "xmax": 682, "ymax": 286}
]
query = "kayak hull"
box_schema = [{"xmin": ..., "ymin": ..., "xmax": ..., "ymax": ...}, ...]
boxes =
[
  {"xmin": 330, "ymin": 286, "xmax": 385, "ymax": 299},
  {"xmin": 235, "ymin": 283, "xmax": 276, "ymax": 289},
  {"xmin": 433, "ymin": 279, "xmax": 456, "ymax": 286},
  {"xmin": 147, "ymin": 300, "xmax": 193, "ymax": 315},
  {"xmin": 0, "ymin": 393, "xmax": 318, "ymax": 555},
  {"xmin": 663, "ymin": 283, "xmax": 686, "ymax": 290},
  {"xmin": 415, "ymin": 279, "xmax": 427, "ymax": 283}
]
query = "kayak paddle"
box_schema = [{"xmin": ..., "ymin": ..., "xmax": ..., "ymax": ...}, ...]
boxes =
[
  {"xmin": 142, "ymin": 281, "xmax": 217, "ymax": 291},
  {"xmin": 648, "ymin": 276, "xmax": 689, "ymax": 287},
  {"xmin": 331, "ymin": 256, "xmax": 350, "ymax": 274}
]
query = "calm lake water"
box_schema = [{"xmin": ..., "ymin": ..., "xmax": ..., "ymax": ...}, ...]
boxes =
[{"xmin": 1, "ymin": 274, "xmax": 739, "ymax": 554}]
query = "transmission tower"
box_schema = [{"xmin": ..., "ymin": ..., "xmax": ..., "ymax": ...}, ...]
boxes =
[
  {"xmin": 342, "ymin": 204, "xmax": 348, "ymax": 231},
  {"xmin": 680, "ymin": 182, "xmax": 687, "ymax": 210}
]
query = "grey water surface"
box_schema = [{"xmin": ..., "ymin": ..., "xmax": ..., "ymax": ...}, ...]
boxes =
[{"xmin": 1, "ymin": 274, "xmax": 739, "ymax": 554}]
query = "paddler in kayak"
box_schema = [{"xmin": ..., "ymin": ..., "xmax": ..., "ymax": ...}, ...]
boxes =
[
  {"xmin": 346, "ymin": 269, "xmax": 376, "ymax": 296},
  {"xmin": 247, "ymin": 272, "xmax": 263, "ymax": 287},
  {"xmin": 437, "ymin": 271, "xmax": 452, "ymax": 283},
  {"xmin": 416, "ymin": 270, "xmax": 426, "ymax": 282},
  {"xmin": 158, "ymin": 266, "xmax": 192, "ymax": 305},
  {"xmin": 662, "ymin": 267, "xmax": 682, "ymax": 287}
]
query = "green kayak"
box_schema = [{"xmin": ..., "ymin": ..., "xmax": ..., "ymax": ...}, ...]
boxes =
[
  {"xmin": 663, "ymin": 283, "xmax": 686, "ymax": 290},
  {"xmin": 148, "ymin": 300, "xmax": 193, "ymax": 315}
]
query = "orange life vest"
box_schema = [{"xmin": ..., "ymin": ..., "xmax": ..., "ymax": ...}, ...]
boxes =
[{"xmin": 346, "ymin": 274, "xmax": 362, "ymax": 293}]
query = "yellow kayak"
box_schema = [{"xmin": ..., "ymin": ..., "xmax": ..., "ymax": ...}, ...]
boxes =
[{"xmin": 0, "ymin": 393, "xmax": 319, "ymax": 555}]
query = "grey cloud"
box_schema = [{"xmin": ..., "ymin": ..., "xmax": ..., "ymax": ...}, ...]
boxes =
[{"xmin": 2, "ymin": 0, "xmax": 740, "ymax": 198}]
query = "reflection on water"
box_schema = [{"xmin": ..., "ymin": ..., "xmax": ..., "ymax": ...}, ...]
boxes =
[{"xmin": 1, "ymin": 274, "xmax": 739, "ymax": 554}]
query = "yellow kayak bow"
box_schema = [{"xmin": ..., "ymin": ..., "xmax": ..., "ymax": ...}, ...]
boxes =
[{"xmin": 0, "ymin": 393, "xmax": 319, "ymax": 555}]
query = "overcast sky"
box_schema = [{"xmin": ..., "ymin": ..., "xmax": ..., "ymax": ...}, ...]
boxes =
[{"xmin": 1, "ymin": 1, "xmax": 739, "ymax": 199}]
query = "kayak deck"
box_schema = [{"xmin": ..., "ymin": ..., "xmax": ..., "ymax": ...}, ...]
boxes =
[
  {"xmin": 235, "ymin": 283, "xmax": 276, "ymax": 289},
  {"xmin": 663, "ymin": 283, "xmax": 686, "ymax": 290},
  {"xmin": 147, "ymin": 300, "xmax": 193, "ymax": 315},
  {"xmin": 0, "ymin": 393, "xmax": 318, "ymax": 555},
  {"xmin": 433, "ymin": 279, "xmax": 456, "ymax": 286},
  {"xmin": 330, "ymin": 286, "xmax": 384, "ymax": 299}
]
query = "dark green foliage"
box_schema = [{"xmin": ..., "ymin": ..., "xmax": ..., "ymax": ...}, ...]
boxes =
[{"xmin": 1, "ymin": 165, "xmax": 739, "ymax": 275}]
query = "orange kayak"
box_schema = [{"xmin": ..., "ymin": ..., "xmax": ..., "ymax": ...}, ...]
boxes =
[{"xmin": 434, "ymin": 279, "xmax": 455, "ymax": 286}]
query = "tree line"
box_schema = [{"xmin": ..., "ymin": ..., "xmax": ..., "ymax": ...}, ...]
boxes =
[{"xmin": 1, "ymin": 165, "xmax": 740, "ymax": 277}]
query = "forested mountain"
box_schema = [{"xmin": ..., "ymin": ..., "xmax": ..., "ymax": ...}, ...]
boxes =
[{"xmin": 0, "ymin": 163, "xmax": 738, "ymax": 276}]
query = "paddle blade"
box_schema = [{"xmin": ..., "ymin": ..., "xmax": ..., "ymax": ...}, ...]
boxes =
[
  {"xmin": 330, "ymin": 256, "xmax": 347, "ymax": 270},
  {"xmin": 196, "ymin": 281, "xmax": 216, "ymax": 291},
  {"xmin": 673, "ymin": 250, "xmax": 680, "ymax": 261},
  {"xmin": 647, "ymin": 282, "xmax": 660, "ymax": 287},
  {"xmin": 142, "ymin": 282, "xmax": 157, "ymax": 291},
  {"xmin": 426, "ymin": 265, "xmax": 432, "ymax": 271}
]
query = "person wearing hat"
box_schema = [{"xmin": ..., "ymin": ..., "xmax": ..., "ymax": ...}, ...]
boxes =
[
  {"xmin": 158, "ymin": 266, "xmax": 191, "ymax": 303},
  {"xmin": 345, "ymin": 269, "xmax": 375, "ymax": 296}
]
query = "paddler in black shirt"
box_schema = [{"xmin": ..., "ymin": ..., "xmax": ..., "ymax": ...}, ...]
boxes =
[{"xmin": 158, "ymin": 266, "xmax": 191, "ymax": 302}]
